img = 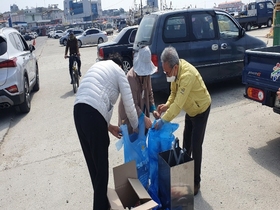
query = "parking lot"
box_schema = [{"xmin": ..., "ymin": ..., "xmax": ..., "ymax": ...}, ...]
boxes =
[{"xmin": 0, "ymin": 27, "xmax": 279, "ymax": 210}]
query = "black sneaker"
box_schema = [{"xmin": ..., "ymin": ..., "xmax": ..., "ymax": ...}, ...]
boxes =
[{"xmin": 194, "ymin": 183, "xmax": 200, "ymax": 196}]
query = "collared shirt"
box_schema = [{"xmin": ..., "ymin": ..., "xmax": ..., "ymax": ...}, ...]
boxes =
[{"xmin": 162, "ymin": 59, "xmax": 211, "ymax": 121}]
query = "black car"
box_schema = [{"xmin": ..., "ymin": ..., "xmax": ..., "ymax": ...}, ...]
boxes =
[
  {"xmin": 23, "ymin": 34, "xmax": 34, "ymax": 41},
  {"xmin": 96, "ymin": 25, "xmax": 138, "ymax": 73}
]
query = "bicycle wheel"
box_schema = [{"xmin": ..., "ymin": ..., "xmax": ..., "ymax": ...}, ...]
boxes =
[{"xmin": 72, "ymin": 61, "xmax": 78, "ymax": 93}]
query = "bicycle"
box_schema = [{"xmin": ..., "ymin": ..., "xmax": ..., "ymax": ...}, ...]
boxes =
[{"xmin": 66, "ymin": 54, "xmax": 80, "ymax": 93}]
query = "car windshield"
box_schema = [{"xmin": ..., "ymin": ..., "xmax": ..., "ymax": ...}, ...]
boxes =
[{"xmin": 133, "ymin": 15, "xmax": 156, "ymax": 50}]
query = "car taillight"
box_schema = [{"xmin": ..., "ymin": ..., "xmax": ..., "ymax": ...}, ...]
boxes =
[
  {"xmin": 151, "ymin": 54, "xmax": 158, "ymax": 68},
  {"xmin": 6, "ymin": 85, "xmax": 19, "ymax": 93},
  {"xmin": 247, "ymin": 87, "xmax": 264, "ymax": 102},
  {"xmin": 98, "ymin": 48, "xmax": 104, "ymax": 59},
  {"xmin": 0, "ymin": 58, "xmax": 17, "ymax": 68}
]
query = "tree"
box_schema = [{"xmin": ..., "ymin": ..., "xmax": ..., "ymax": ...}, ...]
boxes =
[{"xmin": 119, "ymin": 8, "xmax": 125, "ymax": 14}]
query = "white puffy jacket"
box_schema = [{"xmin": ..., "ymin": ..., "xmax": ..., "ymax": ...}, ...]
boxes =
[{"xmin": 74, "ymin": 60, "xmax": 138, "ymax": 129}]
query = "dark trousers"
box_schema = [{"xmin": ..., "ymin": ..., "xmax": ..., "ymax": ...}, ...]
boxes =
[
  {"xmin": 69, "ymin": 56, "xmax": 81, "ymax": 80},
  {"xmin": 73, "ymin": 103, "xmax": 109, "ymax": 210},
  {"xmin": 183, "ymin": 105, "xmax": 211, "ymax": 185}
]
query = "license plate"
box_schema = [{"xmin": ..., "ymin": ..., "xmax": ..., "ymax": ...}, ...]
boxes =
[{"xmin": 274, "ymin": 95, "xmax": 280, "ymax": 108}]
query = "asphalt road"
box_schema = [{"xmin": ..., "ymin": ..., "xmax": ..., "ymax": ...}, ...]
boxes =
[{"xmin": 0, "ymin": 28, "xmax": 279, "ymax": 210}]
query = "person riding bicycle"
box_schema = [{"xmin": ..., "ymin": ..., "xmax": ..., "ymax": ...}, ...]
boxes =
[{"xmin": 64, "ymin": 31, "xmax": 81, "ymax": 84}]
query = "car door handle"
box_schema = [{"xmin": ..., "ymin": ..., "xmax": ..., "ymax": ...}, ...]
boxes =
[{"xmin": 221, "ymin": 43, "xmax": 227, "ymax": 49}]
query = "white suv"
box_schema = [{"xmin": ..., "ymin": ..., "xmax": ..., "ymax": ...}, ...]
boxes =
[{"xmin": 0, "ymin": 27, "xmax": 39, "ymax": 113}]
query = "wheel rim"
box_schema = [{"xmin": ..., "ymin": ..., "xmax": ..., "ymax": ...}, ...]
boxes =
[
  {"xmin": 123, "ymin": 60, "xmax": 131, "ymax": 74},
  {"xmin": 63, "ymin": 40, "xmax": 67, "ymax": 46},
  {"xmin": 24, "ymin": 78, "xmax": 31, "ymax": 108},
  {"xmin": 98, "ymin": 38, "xmax": 103, "ymax": 44}
]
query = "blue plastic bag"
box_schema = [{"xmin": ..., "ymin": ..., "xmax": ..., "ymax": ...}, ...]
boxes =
[
  {"xmin": 147, "ymin": 121, "xmax": 179, "ymax": 209},
  {"xmin": 120, "ymin": 114, "xmax": 149, "ymax": 188}
]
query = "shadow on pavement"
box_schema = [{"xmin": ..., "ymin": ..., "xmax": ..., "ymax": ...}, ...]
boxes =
[{"xmin": 248, "ymin": 136, "xmax": 280, "ymax": 177}]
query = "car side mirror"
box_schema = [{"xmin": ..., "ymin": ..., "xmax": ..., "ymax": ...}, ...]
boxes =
[
  {"xmin": 239, "ymin": 27, "xmax": 245, "ymax": 37},
  {"xmin": 29, "ymin": 44, "xmax": 35, "ymax": 52}
]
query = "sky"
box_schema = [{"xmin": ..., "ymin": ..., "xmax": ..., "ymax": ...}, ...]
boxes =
[{"xmin": 0, "ymin": 0, "xmax": 253, "ymax": 13}]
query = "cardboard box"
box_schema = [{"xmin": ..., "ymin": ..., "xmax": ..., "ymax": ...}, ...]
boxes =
[{"xmin": 108, "ymin": 161, "xmax": 158, "ymax": 210}]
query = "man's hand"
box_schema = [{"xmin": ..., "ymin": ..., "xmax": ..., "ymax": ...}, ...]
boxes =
[
  {"xmin": 108, "ymin": 124, "xmax": 122, "ymax": 139},
  {"xmin": 77, "ymin": 52, "xmax": 81, "ymax": 57},
  {"xmin": 157, "ymin": 104, "xmax": 168, "ymax": 115},
  {"xmin": 277, "ymin": 88, "xmax": 280, "ymax": 99},
  {"xmin": 64, "ymin": 55, "xmax": 67, "ymax": 59}
]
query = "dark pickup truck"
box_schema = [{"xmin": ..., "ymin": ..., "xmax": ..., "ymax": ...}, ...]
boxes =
[
  {"xmin": 242, "ymin": 45, "xmax": 280, "ymax": 114},
  {"xmin": 234, "ymin": 0, "xmax": 274, "ymax": 31}
]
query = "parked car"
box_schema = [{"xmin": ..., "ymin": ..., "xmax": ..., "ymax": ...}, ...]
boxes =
[
  {"xmin": 104, "ymin": 23, "xmax": 114, "ymax": 35},
  {"xmin": 47, "ymin": 30, "xmax": 55, "ymax": 38},
  {"xmin": 59, "ymin": 29, "xmax": 84, "ymax": 46},
  {"xmin": 31, "ymin": 32, "xmax": 38, "ymax": 38},
  {"xmin": 23, "ymin": 33, "xmax": 34, "ymax": 41},
  {"xmin": 133, "ymin": 8, "xmax": 267, "ymax": 92},
  {"xmin": 97, "ymin": 25, "xmax": 138, "ymax": 73},
  {"xmin": 52, "ymin": 30, "xmax": 64, "ymax": 39},
  {"xmin": 0, "ymin": 27, "xmax": 39, "ymax": 113},
  {"xmin": 76, "ymin": 28, "xmax": 108, "ymax": 48},
  {"xmin": 118, "ymin": 20, "xmax": 127, "ymax": 32}
]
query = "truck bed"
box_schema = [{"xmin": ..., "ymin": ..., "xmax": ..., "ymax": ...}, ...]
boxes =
[{"xmin": 242, "ymin": 46, "xmax": 280, "ymax": 114}]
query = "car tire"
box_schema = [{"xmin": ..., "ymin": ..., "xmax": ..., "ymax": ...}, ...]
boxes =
[
  {"xmin": 78, "ymin": 40, "xmax": 82, "ymax": 48},
  {"xmin": 33, "ymin": 65, "xmax": 40, "ymax": 92},
  {"xmin": 63, "ymin": 39, "xmax": 67, "ymax": 46},
  {"xmin": 267, "ymin": 19, "xmax": 272, "ymax": 27},
  {"xmin": 246, "ymin": 23, "xmax": 251, "ymax": 31},
  {"xmin": 122, "ymin": 57, "xmax": 132, "ymax": 74},
  {"xmin": 98, "ymin": 38, "xmax": 104, "ymax": 44},
  {"xmin": 17, "ymin": 76, "xmax": 31, "ymax": 113}
]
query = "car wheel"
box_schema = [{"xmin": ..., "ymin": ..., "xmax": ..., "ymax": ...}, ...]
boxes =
[
  {"xmin": 33, "ymin": 65, "xmax": 40, "ymax": 92},
  {"xmin": 246, "ymin": 23, "xmax": 251, "ymax": 31},
  {"xmin": 98, "ymin": 38, "xmax": 104, "ymax": 44},
  {"xmin": 122, "ymin": 57, "xmax": 132, "ymax": 74},
  {"xmin": 17, "ymin": 76, "xmax": 31, "ymax": 113},
  {"xmin": 78, "ymin": 40, "xmax": 82, "ymax": 48},
  {"xmin": 63, "ymin": 39, "xmax": 67, "ymax": 46},
  {"xmin": 267, "ymin": 19, "xmax": 272, "ymax": 27}
]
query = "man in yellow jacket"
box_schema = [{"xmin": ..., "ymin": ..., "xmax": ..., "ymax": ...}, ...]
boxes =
[{"xmin": 155, "ymin": 46, "xmax": 211, "ymax": 196}]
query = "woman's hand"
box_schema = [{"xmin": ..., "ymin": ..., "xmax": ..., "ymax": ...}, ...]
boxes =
[
  {"xmin": 144, "ymin": 116, "xmax": 152, "ymax": 129},
  {"xmin": 108, "ymin": 124, "xmax": 122, "ymax": 139}
]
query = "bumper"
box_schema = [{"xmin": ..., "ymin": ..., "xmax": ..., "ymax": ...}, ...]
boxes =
[{"xmin": 0, "ymin": 89, "xmax": 25, "ymax": 108}]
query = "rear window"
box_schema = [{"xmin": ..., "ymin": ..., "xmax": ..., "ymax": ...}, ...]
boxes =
[
  {"xmin": 134, "ymin": 15, "xmax": 156, "ymax": 49},
  {"xmin": 0, "ymin": 37, "xmax": 7, "ymax": 56}
]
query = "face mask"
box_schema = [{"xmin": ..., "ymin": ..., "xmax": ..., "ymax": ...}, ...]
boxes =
[{"xmin": 166, "ymin": 76, "xmax": 176, "ymax": 82}]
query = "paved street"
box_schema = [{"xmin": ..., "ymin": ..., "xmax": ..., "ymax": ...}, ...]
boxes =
[{"xmin": 0, "ymin": 28, "xmax": 279, "ymax": 210}]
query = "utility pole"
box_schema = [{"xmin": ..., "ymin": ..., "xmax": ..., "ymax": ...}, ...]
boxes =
[
  {"xmin": 90, "ymin": 0, "xmax": 93, "ymax": 27},
  {"xmin": 140, "ymin": 0, "xmax": 143, "ymax": 18}
]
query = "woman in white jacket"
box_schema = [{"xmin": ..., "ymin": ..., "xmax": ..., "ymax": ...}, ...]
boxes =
[{"xmin": 73, "ymin": 58, "xmax": 138, "ymax": 210}]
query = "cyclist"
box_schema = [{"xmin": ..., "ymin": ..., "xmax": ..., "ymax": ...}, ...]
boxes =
[{"xmin": 64, "ymin": 31, "xmax": 81, "ymax": 84}]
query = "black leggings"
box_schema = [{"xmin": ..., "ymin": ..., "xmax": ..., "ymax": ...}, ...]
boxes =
[
  {"xmin": 183, "ymin": 105, "xmax": 211, "ymax": 185},
  {"xmin": 73, "ymin": 103, "xmax": 109, "ymax": 210}
]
